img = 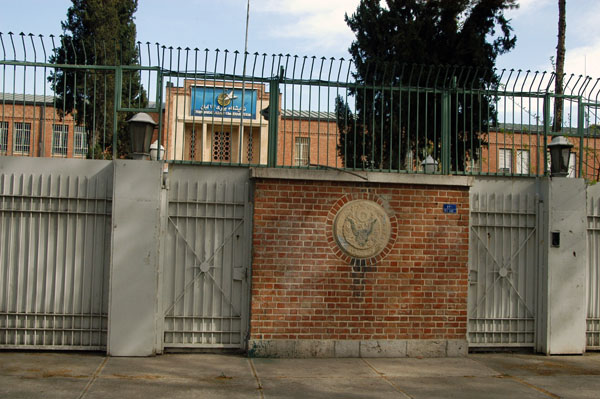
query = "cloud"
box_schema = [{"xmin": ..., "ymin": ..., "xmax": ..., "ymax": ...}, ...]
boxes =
[
  {"xmin": 509, "ymin": 0, "xmax": 554, "ymax": 14},
  {"xmin": 254, "ymin": 0, "xmax": 360, "ymax": 52}
]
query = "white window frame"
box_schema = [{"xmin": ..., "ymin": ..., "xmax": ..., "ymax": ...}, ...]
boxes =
[
  {"xmin": 52, "ymin": 124, "xmax": 69, "ymax": 156},
  {"xmin": 516, "ymin": 149, "xmax": 530, "ymax": 175},
  {"xmin": 74, "ymin": 126, "xmax": 88, "ymax": 157},
  {"xmin": 14, "ymin": 122, "xmax": 31, "ymax": 154},
  {"xmin": 294, "ymin": 137, "xmax": 310, "ymax": 166},
  {"xmin": 498, "ymin": 148, "xmax": 512, "ymax": 173}
]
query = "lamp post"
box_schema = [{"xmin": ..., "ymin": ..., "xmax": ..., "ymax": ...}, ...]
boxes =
[
  {"xmin": 421, "ymin": 155, "xmax": 439, "ymax": 174},
  {"xmin": 548, "ymin": 135, "xmax": 573, "ymax": 177},
  {"xmin": 126, "ymin": 113, "xmax": 157, "ymax": 160}
]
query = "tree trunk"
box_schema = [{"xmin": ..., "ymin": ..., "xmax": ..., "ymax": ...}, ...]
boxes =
[{"xmin": 553, "ymin": 0, "xmax": 566, "ymax": 132}]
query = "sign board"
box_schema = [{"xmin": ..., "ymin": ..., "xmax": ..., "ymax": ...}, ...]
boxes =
[
  {"xmin": 190, "ymin": 87, "xmax": 257, "ymax": 119},
  {"xmin": 443, "ymin": 204, "xmax": 457, "ymax": 214}
]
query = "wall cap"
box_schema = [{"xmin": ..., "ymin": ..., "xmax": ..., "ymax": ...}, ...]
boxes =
[{"xmin": 250, "ymin": 167, "xmax": 473, "ymax": 187}]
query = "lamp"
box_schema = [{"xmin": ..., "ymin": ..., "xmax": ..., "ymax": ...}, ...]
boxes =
[
  {"xmin": 149, "ymin": 140, "xmax": 165, "ymax": 161},
  {"xmin": 421, "ymin": 155, "xmax": 438, "ymax": 173},
  {"xmin": 547, "ymin": 135, "xmax": 573, "ymax": 177},
  {"xmin": 126, "ymin": 113, "xmax": 157, "ymax": 160}
]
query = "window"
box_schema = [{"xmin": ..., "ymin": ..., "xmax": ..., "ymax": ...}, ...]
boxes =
[
  {"xmin": 0, "ymin": 121, "xmax": 7, "ymax": 153},
  {"xmin": 14, "ymin": 122, "xmax": 31, "ymax": 154},
  {"xmin": 212, "ymin": 131, "xmax": 231, "ymax": 162},
  {"xmin": 52, "ymin": 124, "xmax": 69, "ymax": 156},
  {"xmin": 498, "ymin": 148, "xmax": 512, "ymax": 173},
  {"xmin": 74, "ymin": 126, "xmax": 88, "ymax": 157},
  {"xmin": 516, "ymin": 149, "xmax": 530, "ymax": 174},
  {"xmin": 294, "ymin": 137, "xmax": 310, "ymax": 166}
]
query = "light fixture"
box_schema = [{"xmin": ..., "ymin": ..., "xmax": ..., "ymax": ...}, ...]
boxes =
[
  {"xmin": 149, "ymin": 140, "xmax": 165, "ymax": 161},
  {"xmin": 547, "ymin": 135, "xmax": 573, "ymax": 177},
  {"xmin": 126, "ymin": 113, "xmax": 157, "ymax": 160},
  {"xmin": 421, "ymin": 155, "xmax": 438, "ymax": 173}
]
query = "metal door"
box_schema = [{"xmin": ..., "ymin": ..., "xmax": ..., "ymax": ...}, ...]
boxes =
[
  {"xmin": 161, "ymin": 166, "xmax": 252, "ymax": 349},
  {"xmin": 0, "ymin": 159, "xmax": 112, "ymax": 350},
  {"xmin": 468, "ymin": 179, "xmax": 540, "ymax": 347},
  {"xmin": 587, "ymin": 185, "xmax": 600, "ymax": 349}
]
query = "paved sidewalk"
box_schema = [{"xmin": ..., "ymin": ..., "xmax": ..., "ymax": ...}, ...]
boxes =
[{"xmin": 1, "ymin": 351, "xmax": 600, "ymax": 398}]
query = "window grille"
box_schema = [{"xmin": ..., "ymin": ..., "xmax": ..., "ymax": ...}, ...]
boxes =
[
  {"xmin": 212, "ymin": 131, "xmax": 231, "ymax": 161},
  {"xmin": 0, "ymin": 121, "xmax": 7, "ymax": 153},
  {"xmin": 52, "ymin": 124, "xmax": 69, "ymax": 156},
  {"xmin": 14, "ymin": 122, "xmax": 31, "ymax": 154},
  {"xmin": 294, "ymin": 137, "xmax": 310, "ymax": 166},
  {"xmin": 74, "ymin": 126, "xmax": 88, "ymax": 157}
]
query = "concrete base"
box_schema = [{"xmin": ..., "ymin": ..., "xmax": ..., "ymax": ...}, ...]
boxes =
[{"xmin": 248, "ymin": 339, "xmax": 468, "ymax": 358}]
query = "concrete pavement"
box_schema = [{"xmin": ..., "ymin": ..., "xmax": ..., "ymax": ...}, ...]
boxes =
[{"xmin": 1, "ymin": 351, "xmax": 600, "ymax": 398}]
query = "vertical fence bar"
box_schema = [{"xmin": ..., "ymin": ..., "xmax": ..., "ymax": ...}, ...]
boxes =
[
  {"xmin": 441, "ymin": 89, "xmax": 450, "ymax": 174},
  {"xmin": 267, "ymin": 75, "xmax": 279, "ymax": 167}
]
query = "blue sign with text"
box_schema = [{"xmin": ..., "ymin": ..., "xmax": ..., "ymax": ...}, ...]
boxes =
[
  {"xmin": 190, "ymin": 87, "xmax": 257, "ymax": 119},
  {"xmin": 443, "ymin": 204, "xmax": 457, "ymax": 214}
]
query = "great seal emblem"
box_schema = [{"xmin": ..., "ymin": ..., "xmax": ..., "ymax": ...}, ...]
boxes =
[{"xmin": 333, "ymin": 199, "xmax": 391, "ymax": 259}]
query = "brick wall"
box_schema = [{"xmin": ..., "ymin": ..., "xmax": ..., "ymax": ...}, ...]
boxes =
[
  {"xmin": 278, "ymin": 118, "xmax": 341, "ymax": 167},
  {"xmin": 250, "ymin": 176, "xmax": 469, "ymax": 355}
]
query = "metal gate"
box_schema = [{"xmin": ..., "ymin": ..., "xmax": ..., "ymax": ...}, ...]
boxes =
[
  {"xmin": 587, "ymin": 185, "xmax": 600, "ymax": 349},
  {"xmin": 468, "ymin": 178, "xmax": 540, "ymax": 347},
  {"xmin": 161, "ymin": 166, "xmax": 252, "ymax": 350},
  {"xmin": 0, "ymin": 159, "xmax": 112, "ymax": 350}
]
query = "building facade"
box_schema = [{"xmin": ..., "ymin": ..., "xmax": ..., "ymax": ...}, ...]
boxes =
[{"xmin": 0, "ymin": 94, "xmax": 87, "ymax": 159}]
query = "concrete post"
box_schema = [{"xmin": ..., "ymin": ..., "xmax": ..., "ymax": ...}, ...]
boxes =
[
  {"xmin": 107, "ymin": 160, "xmax": 163, "ymax": 356},
  {"xmin": 538, "ymin": 177, "xmax": 587, "ymax": 354}
]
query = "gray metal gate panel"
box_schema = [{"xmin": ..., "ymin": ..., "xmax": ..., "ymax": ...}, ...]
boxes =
[
  {"xmin": 162, "ymin": 166, "xmax": 251, "ymax": 349},
  {"xmin": 468, "ymin": 178, "xmax": 540, "ymax": 347},
  {"xmin": 0, "ymin": 158, "xmax": 112, "ymax": 350},
  {"xmin": 587, "ymin": 185, "xmax": 600, "ymax": 349}
]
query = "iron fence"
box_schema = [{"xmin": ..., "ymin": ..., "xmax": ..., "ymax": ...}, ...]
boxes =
[{"xmin": 1, "ymin": 32, "xmax": 600, "ymax": 179}]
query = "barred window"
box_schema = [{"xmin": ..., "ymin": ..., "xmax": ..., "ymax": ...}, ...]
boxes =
[
  {"xmin": 294, "ymin": 137, "xmax": 310, "ymax": 166},
  {"xmin": 74, "ymin": 126, "xmax": 88, "ymax": 157},
  {"xmin": 14, "ymin": 122, "xmax": 31, "ymax": 154},
  {"xmin": 52, "ymin": 124, "xmax": 69, "ymax": 156},
  {"xmin": 498, "ymin": 148, "xmax": 512, "ymax": 173},
  {"xmin": 212, "ymin": 131, "xmax": 231, "ymax": 162},
  {"xmin": 0, "ymin": 121, "xmax": 7, "ymax": 153},
  {"xmin": 516, "ymin": 149, "xmax": 530, "ymax": 174}
]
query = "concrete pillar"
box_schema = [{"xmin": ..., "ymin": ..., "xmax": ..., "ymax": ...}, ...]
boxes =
[
  {"xmin": 538, "ymin": 177, "xmax": 587, "ymax": 354},
  {"xmin": 107, "ymin": 160, "xmax": 163, "ymax": 356}
]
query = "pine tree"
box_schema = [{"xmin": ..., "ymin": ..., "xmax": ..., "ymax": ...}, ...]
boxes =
[
  {"xmin": 49, "ymin": 0, "xmax": 146, "ymax": 158},
  {"xmin": 337, "ymin": 0, "xmax": 517, "ymax": 171}
]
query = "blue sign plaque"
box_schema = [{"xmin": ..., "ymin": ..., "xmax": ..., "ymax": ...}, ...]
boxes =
[
  {"xmin": 443, "ymin": 204, "xmax": 457, "ymax": 214},
  {"xmin": 190, "ymin": 87, "xmax": 257, "ymax": 119}
]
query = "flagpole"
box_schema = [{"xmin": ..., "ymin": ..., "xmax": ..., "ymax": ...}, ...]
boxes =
[{"xmin": 239, "ymin": 0, "xmax": 250, "ymax": 163}]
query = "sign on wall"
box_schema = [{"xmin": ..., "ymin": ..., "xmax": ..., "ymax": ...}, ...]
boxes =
[{"xmin": 190, "ymin": 87, "xmax": 257, "ymax": 119}]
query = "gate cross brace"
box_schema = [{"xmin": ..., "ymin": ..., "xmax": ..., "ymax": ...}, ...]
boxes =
[
  {"xmin": 164, "ymin": 216, "xmax": 245, "ymax": 317},
  {"xmin": 470, "ymin": 226, "xmax": 536, "ymax": 318}
]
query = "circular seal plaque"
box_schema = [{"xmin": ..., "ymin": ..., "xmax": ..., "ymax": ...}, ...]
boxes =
[{"xmin": 333, "ymin": 200, "xmax": 392, "ymax": 259}]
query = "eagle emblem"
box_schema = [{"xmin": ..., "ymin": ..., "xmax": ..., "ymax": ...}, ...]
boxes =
[{"xmin": 347, "ymin": 217, "xmax": 377, "ymax": 246}]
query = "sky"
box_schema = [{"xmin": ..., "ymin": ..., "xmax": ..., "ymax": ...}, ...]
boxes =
[{"xmin": 0, "ymin": 0, "xmax": 598, "ymax": 81}]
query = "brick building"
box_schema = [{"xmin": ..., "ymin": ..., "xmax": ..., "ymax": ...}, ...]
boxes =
[
  {"xmin": 3, "ymin": 90, "xmax": 599, "ymax": 181},
  {"xmin": 0, "ymin": 93, "xmax": 87, "ymax": 158}
]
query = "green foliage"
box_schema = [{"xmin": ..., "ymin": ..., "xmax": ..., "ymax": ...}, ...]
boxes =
[
  {"xmin": 337, "ymin": 0, "xmax": 517, "ymax": 171},
  {"xmin": 48, "ymin": 0, "xmax": 147, "ymax": 159}
]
